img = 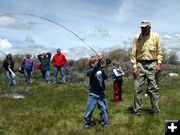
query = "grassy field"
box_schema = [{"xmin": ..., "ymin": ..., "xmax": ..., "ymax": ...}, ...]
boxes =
[{"xmin": 0, "ymin": 74, "xmax": 180, "ymax": 135}]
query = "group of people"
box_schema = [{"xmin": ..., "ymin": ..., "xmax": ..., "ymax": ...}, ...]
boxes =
[
  {"xmin": 83, "ymin": 20, "xmax": 163, "ymax": 128},
  {"xmin": 1, "ymin": 20, "xmax": 163, "ymax": 128},
  {"xmin": 2, "ymin": 48, "xmax": 67, "ymax": 93}
]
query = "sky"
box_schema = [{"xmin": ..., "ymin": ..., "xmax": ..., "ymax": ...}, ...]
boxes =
[{"xmin": 0, "ymin": 0, "xmax": 180, "ymax": 59}]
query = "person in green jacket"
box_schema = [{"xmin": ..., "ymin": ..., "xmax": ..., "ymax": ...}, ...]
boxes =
[{"xmin": 38, "ymin": 52, "xmax": 51, "ymax": 83}]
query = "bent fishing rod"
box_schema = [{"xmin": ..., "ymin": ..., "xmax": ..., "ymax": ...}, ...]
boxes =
[{"xmin": 1, "ymin": 13, "xmax": 112, "ymax": 64}]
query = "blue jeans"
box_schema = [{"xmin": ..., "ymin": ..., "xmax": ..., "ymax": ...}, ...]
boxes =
[
  {"xmin": 84, "ymin": 91, "xmax": 108, "ymax": 126},
  {"xmin": 5, "ymin": 70, "xmax": 16, "ymax": 86},
  {"xmin": 53, "ymin": 67, "xmax": 66, "ymax": 82},
  {"xmin": 41, "ymin": 70, "xmax": 51, "ymax": 83},
  {"xmin": 24, "ymin": 69, "xmax": 32, "ymax": 83}
]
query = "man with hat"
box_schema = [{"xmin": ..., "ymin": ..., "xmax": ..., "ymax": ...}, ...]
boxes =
[{"xmin": 130, "ymin": 20, "xmax": 163, "ymax": 116}]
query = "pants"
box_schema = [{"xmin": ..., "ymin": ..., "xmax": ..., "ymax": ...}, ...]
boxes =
[
  {"xmin": 133, "ymin": 61, "xmax": 160, "ymax": 113},
  {"xmin": 4, "ymin": 70, "xmax": 16, "ymax": 94},
  {"xmin": 113, "ymin": 80, "xmax": 123, "ymax": 103},
  {"xmin": 5, "ymin": 70, "xmax": 16, "ymax": 86},
  {"xmin": 41, "ymin": 70, "xmax": 51, "ymax": 83},
  {"xmin": 84, "ymin": 92, "xmax": 108, "ymax": 126},
  {"xmin": 53, "ymin": 66, "xmax": 66, "ymax": 82},
  {"xmin": 24, "ymin": 69, "xmax": 32, "ymax": 83}
]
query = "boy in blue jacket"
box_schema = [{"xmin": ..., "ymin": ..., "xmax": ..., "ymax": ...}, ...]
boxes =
[{"xmin": 83, "ymin": 56, "xmax": 108, "ymax": 128}]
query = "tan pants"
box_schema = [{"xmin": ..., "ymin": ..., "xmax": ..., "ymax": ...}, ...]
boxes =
[{"xmin": 133, "ymin": 61, "xmax": 160, "ymax": 113}]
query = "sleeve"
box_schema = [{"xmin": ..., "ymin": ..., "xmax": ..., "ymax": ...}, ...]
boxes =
[
  {"xmin": 130, "ymin": 36, "xmax": 138, "ymax": 68},
  {"xmin": 51, "ymin": 55, "xmax": 55, "ymax": 65},
  {"xmin": 102, "ymin": 71, "xmax": 108, "ymax": 80},
  {"xmin": 113, "ymin": 67, "xmax": 125, "ymax": 77},
  {"xmin": 11, "ymin": 60, "xmax": 15, "ymax": 70},
  {"xmin": 61, "ymin": 55, "xmax": 67, "ymax": 66},
  {"xmin": 112, "ymin": 69, "xmax": 120, "ymax": 77},
  {"xmin": 87, "ymin": 61, "xmax": 101, "ymax": 77},
  {"xmin": 119, "ymin": 67, "xmax": 125, "ymax": 76},
  {"xmin": 2, "ymin": 60, "xmax": 6, "ymax": 68},
  {"xmin": 38, "ymin": 54, "xmax": 42, "ymax": 62},
  {"xmin": 47, "ymin": 52, "xmax": 51, "ymax": 61},
  {"xmin": 32, "ymin": 60, "xmax": 34, "ymax": 70},
  {"xmin": 156, "ymin": 35, "xmax": 163, "ymax": 64},
  {"xmin": 63, "ymin": 55, "xmax": 67, "ymax": 65},
  {"xmin": 21, "ymin": 59, "xmax": 25, "ymax": 68}
]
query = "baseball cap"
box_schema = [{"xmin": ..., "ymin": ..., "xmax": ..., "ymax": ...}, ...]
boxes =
[{"xmin": 140, "ymin": 20, "xmax": 151, "ymax": 27}]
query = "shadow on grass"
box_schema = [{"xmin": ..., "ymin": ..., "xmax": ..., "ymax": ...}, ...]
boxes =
[{"xmin": 126, "ymin": 106, "xmax": 152, "ymax": 115}]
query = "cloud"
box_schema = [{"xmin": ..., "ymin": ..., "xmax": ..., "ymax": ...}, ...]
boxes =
[
  {"xmin": 0, "ymin": 15, "xmax": 36, "ymax": 30},
  {"xmin": 0, "ymin": 38, "xmax": 92, "ymax": 60},
  {"xmin": 94, "ymin": 25, "xmax": 111, "ymax": 38},
  {"xmin": 162, "ymin": 33, "xmax": 180, "ymax": 50},
  {"xmin": 0, "ymin": 39, "xmax": 12, "ymax": 50},
  {"xmin": 161, "ymin": 34, "xmax": 180, "ymax": 60},
  {"xmin": 0, "ymin": 39, "xmax": 13, "ymax": 56},
  {"xmin": 25, "ymin": 35, "xmax": 35, "ymax": 43}
]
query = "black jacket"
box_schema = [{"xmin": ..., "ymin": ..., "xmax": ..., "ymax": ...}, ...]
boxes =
[
  {"xmin": 3, "ymin": 57, "xmax": 15, "ymax": 71},
  {"xmin": 38, "ymin": 53, "xmax": 51, "ymax": 72},
  {"xmin": 87, "ymin": 61, "xmax": 108, "ymax": 92}
]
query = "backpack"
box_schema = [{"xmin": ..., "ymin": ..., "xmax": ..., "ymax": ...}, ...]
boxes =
[
  {"xmin": 24, "ymin": 59, "xmax": 33, "ymax": 70},
  {"xmin": 37, "ymin": 63, "xmax": 42, "ymax": 70}
]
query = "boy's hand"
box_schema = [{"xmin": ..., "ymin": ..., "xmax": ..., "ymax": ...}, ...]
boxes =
[{"xmin": 97, "ymin": 56, "xmax": 102, "ymax": 61}]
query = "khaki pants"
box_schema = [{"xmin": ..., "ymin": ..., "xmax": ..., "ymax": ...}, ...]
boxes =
[{"xmin": 133, "ymin": 61, "xmax": 160, "ymax": 113}]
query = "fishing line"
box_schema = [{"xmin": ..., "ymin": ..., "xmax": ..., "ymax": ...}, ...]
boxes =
[{"xmin": 1, "ymin": 13, "xmax": 99, "ymax": 55}]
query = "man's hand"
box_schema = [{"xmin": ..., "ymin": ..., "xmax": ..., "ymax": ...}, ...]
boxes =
[
  {"xmin": 133, "ymin": 68, "xmax": 139, "ymax": 77},
  {"xmin": 156, "ymin": 64, "xmax": 161, "ymax": 73}
]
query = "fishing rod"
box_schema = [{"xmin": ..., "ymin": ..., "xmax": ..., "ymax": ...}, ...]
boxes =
[{"xmin": 1, "ymin": 13, "xmax": 112, "ymax": 64}]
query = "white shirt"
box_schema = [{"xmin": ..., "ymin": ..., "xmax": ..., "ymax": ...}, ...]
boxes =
[
  {"xmin": 112, "ymin": 67, "xmax": 125, "ymax": 77},
  {"xmin": 96, "ymin": 70, "xmax": 103, "ymax": 87}
]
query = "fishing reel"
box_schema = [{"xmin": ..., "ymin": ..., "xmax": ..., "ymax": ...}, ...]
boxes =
[
  {"xmin": 105, "ymin": 58, "xmax": 112, "ymax": 65},
  {"xmin": 100, "ymin": 58, "xmax": 112, "ymax": 67}
]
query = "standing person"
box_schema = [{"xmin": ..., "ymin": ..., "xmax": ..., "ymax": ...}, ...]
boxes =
[
  {"xmin": 38, "ymin": 52, "xmax": 51, "ymax": 83},
  {"xmin": 21, "ymin": 54, "xmax": 34, "ymax": 84},
  {"xmin": 83, "ymin": 56, "xmax": 108, "ymax": 128},
  {"xmin": 112, "ymin": 61, "xmax": 125, "ymax": 104},
  {"xmin": 3, "ymin": 53, "xmax": 16, "ymax": 94},
  {"xmin": 130, "ymin": 20, "xmax": 163, "ymax": 116},
  {"xmin": 52, "ymin": 48, "xmax": 67, "ymax": 83}
]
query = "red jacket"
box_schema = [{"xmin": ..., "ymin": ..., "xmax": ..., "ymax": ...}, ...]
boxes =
[{"xmin": 52, "ymin": 53, "xmax": 66, "ymax": 67}]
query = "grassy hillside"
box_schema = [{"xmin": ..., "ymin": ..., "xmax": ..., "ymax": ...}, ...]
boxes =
[
  {"xmin": 0, "ymin": 74, "xmax": 179, "ymax": 135},
  {"xmin": 0, "ymin": 49, "xmax": 179, "ymax": 135}
]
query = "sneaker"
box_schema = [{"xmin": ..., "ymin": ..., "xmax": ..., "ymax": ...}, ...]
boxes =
[
  {"xmin": 101, "ymin": 124, "xmax": 108, "ymax": 128},
  {"xmin": 62, "ymin": 80, "xmax": 66, "ymax": 84},
  {"xmin": 84, "ymin": 124, "xmax": 90, "ymax": 128},
  {"xmin": 133, "ymin": 112, "xmax": 141, "ymax": 117},
  {"xmin": 52, "ymin": 81, "xmax": 57, "ymax": 84}
]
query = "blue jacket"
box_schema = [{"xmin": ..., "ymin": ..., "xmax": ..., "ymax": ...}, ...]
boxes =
[{"xmin": 87, "ymin": 61, "xmax": 108, "ymax": 92}]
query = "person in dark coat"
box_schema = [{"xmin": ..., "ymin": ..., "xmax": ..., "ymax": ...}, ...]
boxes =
[
  {"xmin": 3, "ymin": 53, "xmax": 16, "ymax": 94},
  {"xmin": 38, "ymin": 52, "xmax": 51, "ymax": 83}
]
